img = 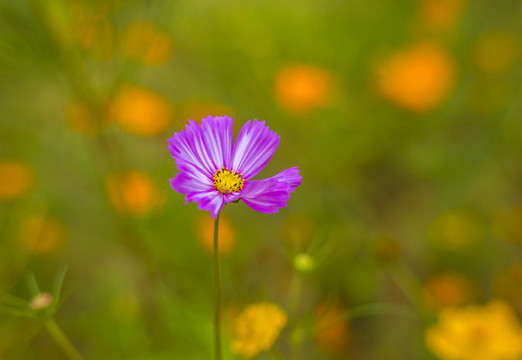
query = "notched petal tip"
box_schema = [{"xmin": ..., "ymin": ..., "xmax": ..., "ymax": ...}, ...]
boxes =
[
  {"xmin": 239, "ymin": 178, "xmax": 293, "ymax": 214},
  {"xmin": 272, "ymin": 167, "xmax": 302, "ymax": 193}
]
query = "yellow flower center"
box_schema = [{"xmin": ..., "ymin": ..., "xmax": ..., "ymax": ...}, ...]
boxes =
[{"xmin": 213, "ymin": 167, "xmax": 244, "ymax": 194}]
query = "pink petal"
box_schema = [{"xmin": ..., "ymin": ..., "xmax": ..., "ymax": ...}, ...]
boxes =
[
  {"xmin": 168, "ymin": 116, "xmax": 233, "ymax": 177},
  {"xmin": 270, "ymin": 167, "xmax": 302, "ymax": 192},
  {"xmin": 186, "ymin": 189, "xmax": 225, "ymax": 219},
  {"xmin": 239, "ymin": 178, "xmax": 291, "ymax": 214},
  {"xmin": 230, "ymin": 119, "xmax": 280, "ymax": 179}
]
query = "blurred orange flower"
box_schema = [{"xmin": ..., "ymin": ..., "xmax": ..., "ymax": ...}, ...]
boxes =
[
  {"xmin": 492, "ymin": 207, "xmax": 522, "ymax": 244},
  {"xmin": 274, "ymin": 64, "xmax": 336, "ymax": 115},
  {"xmin": 425, "ymin": 300, "xmax": 522, "ymax": 360},
  {"xmin": 231, "ymin": 302, "xmax": 287, "ymax": 358},
  {"xmin": 375, "ymin": 42, "xmax": 456, "ymax": 112},
  {"xmin": 420, "ymin": 0, "xmax": 467, "ymax": 31},
  {"xmin": 110, "ymin": 86, "xmax": 172, "ymax": 136},
  {"xmin": 196, "ymin": 213, "xmax": 236, "ymax": 254},
  {"xmin": 313, "ymin": 301, "xmax": 350, "ymax": 357},
  {"xmin": 473, "ymin": 31, "xmax": 520, "ymax": 76},
  {"xmin": 0, "ymin": 160, "xmax": 35, "ymax": 201},
  {"xmin": 423, "ymin": 273, "xmax": 474, "ymax": 310},
  {"xmin": 119, "ymin": 22, "xmax": 173, "ymax": 66},
  {"xmin": 66, "ymin": 98, "xmax": 112, "ymax": 135},
  {"xmin": 18, "ymin": 214, "xmax": 67, "ymax": 255},
  {"xmin": 106, "ymin": 170, "xmax": 162, "ymax": 216},
  {"xmin": 69, "ymin": 5, "xmax": 115, "ymax": 62},
  {"xmin": 429, "ymin": 211, "xmax": 481, "ymax": 250}
]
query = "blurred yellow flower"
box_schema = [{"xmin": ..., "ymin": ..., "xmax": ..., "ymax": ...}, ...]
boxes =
[
  {"xmin": 106, "ymin": 170, "xmax": 162, "ymax": 216},
  {"xmin": 423, "ymin": 273, "xmax": 474, "ymax": 310},
  {"xmin": 119, "ymin": 22, "xmax": 173, "ymax": 66},
  {"xmin": 425, "ymin": 300, "xmax": 522, "ymax": 360},
  {"xmin": 196, "ymin": 213, "xmax": 236, "ymax": 255},
  {"xmin": 473, "ymin": 31, "xmax": 520, "ymax": 76},
  {"xmin": 66, "ymin": 98, "xmax": 112, "ymax": 135},
  {"xmin": 420, "ymin": 0, "xmax": 467, "ymax": 31},
  {"xmin": 110, "ymin": 86, "xmax": 172, "ymax": 136},
  {"xmin": 492, "ymin": 207, "xmax": 522, "ymax": 244},
  {"xmin": 274, "ymin": 64, "xmax": 336, "ymax": 115},
  {"xmin": 231, "ymin": 302, "xmax": 287, "ymax": 358},
  {"xmin": 18, "ymin": 214, "xmax": 67, "ymax": 255},
  {"xmin": 0, "ymin": 160, "xmax": 34, "ymax": 201},
  {"xmin": 313, "ymin": 301, "xmax": 350, "ymax": 357},
  {"xmin": 429, "ymin": 211, "xmax": 481, "ymax": 250},
  {"xmin": 375, "ymin": 42, "xmax": 456, "ymax": 112}
]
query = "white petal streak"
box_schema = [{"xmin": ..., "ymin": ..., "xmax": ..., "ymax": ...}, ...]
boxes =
[{"xmin": 231, "ymin": 120, "xmax": 280, "ymax": 179}]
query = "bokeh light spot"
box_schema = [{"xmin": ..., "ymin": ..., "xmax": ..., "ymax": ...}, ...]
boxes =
[
  {"xmin": 18, "ymin": 214, "xmax": 67, "ymax": 255},
  {"xmin": 0, "ymin": 160, "xmax": 35, "ymax": 201},
  {"xmin": 196, "ymin": 213, "xmax": 236, "ymax": 255},
  {"xmin": 106, "ymin": 170, "xmax": 162, "ymax": 216},
  {"xmin": 110, "ymin": 86, "xmax": 172, "ymax": 137},
  {"xmin": 375, "ymin": 42, "xmax": 456, "ymax": 112},
  {"xmin": 274, "ymin": 64, "xmax": 337, "ymax": 115}
]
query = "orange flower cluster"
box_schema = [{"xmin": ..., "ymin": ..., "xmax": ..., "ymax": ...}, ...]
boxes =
[
  {"xmin": 0, "ymin": 160, "xmax": 34, "ymax": 201},
  {"xmin": 68, "ymin": 3, "xmax": 173, "ymax": 66},
  {"xmin": 106, "ymin": 170, "xmax": 163, "ymax": 216},
  {"xmin": 313, "ymin": 301, "xmax": 350, "ymax": 357},
  {"xmin": 18, "ymin": 214, "xmax": 67, "ymax": 255},
  {"xmin": 66, "ymin": 98, "xmax": 112, "ymax": 135},
  {"xmin": 423, "ymin": 273, "xmax": 474, "ymax": 309},
  {"xmin": 196, "ymin": 214, "xmax": 236, "ymax": 254},
  {"xmin": 274, "ymin": 64, "xmax": 337, "ymax": 115},
  {"xmin": 375, "ymin": 43, "xmax": 456, "ymax": 112},
  {"xmin": 109, "ymin": 86, "xmax": 173, "ymax": 137},
  {"xmin": 119, "ymin": 22, "xmax": 173, "ymax": 66},
  {"xmin": 420, "ymin": 0, "xmax": 467, "ymax": 31}
]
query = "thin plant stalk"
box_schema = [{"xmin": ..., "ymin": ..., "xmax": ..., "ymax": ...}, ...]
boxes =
[
  {"xmin": 213, "ymin": 213, "xmax": 222, "ymax": 360},
  {"xmin": 44, "ymin": 318, "xmax": 84, "ymax": 360},
  {"xmin": 288, "ymin": 271, "xmax": 304, "ymax": 360}
]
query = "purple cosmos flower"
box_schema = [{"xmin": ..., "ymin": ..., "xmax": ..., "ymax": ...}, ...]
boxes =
[{"xmin": 168, "ymin": 116, "xmax": 301, "ymax": 219}]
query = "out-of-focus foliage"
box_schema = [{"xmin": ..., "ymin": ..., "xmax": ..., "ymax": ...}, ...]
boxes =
[{"xmin": 0, "ymin": 0, "xmax": 521, "ymax": 359}]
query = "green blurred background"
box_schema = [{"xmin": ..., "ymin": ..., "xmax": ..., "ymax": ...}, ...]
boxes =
[{"xmin": 1, "ymin": 0, "xmax": 521, "ymax": 359}]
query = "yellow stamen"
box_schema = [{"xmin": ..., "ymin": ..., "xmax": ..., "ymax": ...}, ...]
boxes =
[{"xmin": 213, "ymin": 167, "xmax": 244, "ymax": 194}]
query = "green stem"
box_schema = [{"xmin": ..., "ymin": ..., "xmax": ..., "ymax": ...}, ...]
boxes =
[
  {"xmin": 213, "ymin": 213, "xmax": 222, "ymax": 360},
  {"xmin": 288, "ymin": 272, "xmax": 303, "ymax": 360},
  {"xmin": 288, "ymin": 273, "xmax": 302, "ymax": 320},
  {"xmin": 44, "ymin": 318, "xmax": 84, "ymax": 360}
]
